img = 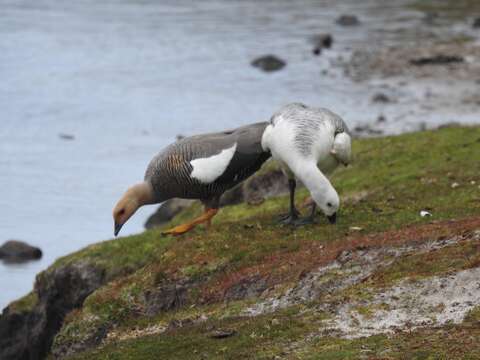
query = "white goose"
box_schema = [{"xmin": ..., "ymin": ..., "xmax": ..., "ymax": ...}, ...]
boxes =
[{"xmin": 261, "ymin": 103, "xmax": 352, "ymax": 225}]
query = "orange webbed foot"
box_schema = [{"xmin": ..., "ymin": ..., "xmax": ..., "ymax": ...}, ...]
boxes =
[
  {"xmin": 161, "ymin": 208, "xmax": 218, "ymax": 236},
  {"xmin": 162, "ymin": 223, "xmax": 195, "ymax": 236}
]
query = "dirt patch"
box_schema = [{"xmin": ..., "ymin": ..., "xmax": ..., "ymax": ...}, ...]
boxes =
[
  {"xmin": 328, "ymin": 266, "xmax": 480, "ymax": 339},
  {"xmin": 244, "ymin": 228, "xmax": 480, "ymax": 338}
]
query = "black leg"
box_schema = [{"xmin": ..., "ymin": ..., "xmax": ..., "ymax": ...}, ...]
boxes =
[{"xmin": 278, "ymin": 179, "xmax": 301, "ymax": 224}]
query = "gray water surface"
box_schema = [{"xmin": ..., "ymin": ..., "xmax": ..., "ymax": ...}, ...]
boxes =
[{"xmin": 0, "ymin": 0, "xmax": 478, "ymax": 309}]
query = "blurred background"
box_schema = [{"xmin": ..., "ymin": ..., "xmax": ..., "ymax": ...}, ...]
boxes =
[{"xmin": 1, "ymin": 0, "xmax": 479, "ymax": 309}]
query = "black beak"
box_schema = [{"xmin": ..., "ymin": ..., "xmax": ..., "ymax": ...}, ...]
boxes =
[
  {"xmin": 114, "ymin": 222, "xmax": 123, "ymax": 237},
  {"xmin": 327, "ymin": 212, "xmax": 337, "ymax": 224}
]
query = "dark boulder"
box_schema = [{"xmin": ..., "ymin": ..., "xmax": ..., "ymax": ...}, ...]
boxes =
[
  {"xmin": 58, "ymin": 133, "xmax": 75, "ymax": 141},
  {"xmin": 372, "ymin": 92, "xmax": 391, "ymax": 104},
  {"xmin": 242, "ymin": 168, "xmax": 287, "ymax": 204},
  {"xmin": 473, "ymin": 17, "xmax": 480, "ymax": 29},
  {"xmin": 144, "ymin": 198, "xmax": 196, "ymax": 229},
  {"xmin": 423, "ymin": 12, "xmax": 439, "ymax": 25},
  {"xmin": 0, "ymin": 261, "xmax": 106, "ymax": 360},
  {"xmin": 251, "ymin": 55, "xmax": 286, "ymax": 72},
  {"xmin": 0, "ymin": 240, "xmax": 42, "ymax": 263},
  {"xmin": 224, "ymin": 275, "xmax": 268, "ymax": 301},
  {"xmin": 410, "ymin": 55, "xmax": 463, "ymax": 66},
  {"xmin": 311, "ymin": 33, "xmax": 333, "ymax": 55},
  {"xmin": 143, "ymin": 281, "xmax": 189, "ymax": 317},
  {"xmin": 376, "ymin": 115, "xmax": 387, "ymax": 123},
  {"xmin": 336, "ymin": 15, "xmax": 360, "ymax": 26}
]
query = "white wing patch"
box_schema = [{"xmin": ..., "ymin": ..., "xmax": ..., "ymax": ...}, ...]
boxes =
[{"xmin": 190, "ymin": 143, "xmax": 237, "ymax": 184}]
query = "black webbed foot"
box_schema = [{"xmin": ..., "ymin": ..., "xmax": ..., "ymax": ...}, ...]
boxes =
[
  {"xmin": 278, "ymin": 213, "xmax": 301, "ymax": 225},
  {"xmin": 277, "ymin": 208, "xmax": 301, "ymax": 223},
  {"xmin": 292, "ymin": 203, "xmax": 317, "ymax": 227},
  {"xmin": 293, "ymin": 216, "xmax": 317, "ymax": 227}
]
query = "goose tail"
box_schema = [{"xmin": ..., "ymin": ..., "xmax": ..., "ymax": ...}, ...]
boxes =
[{"xmin": 331, "ymin": 131, "xmax": 352, "ymax": 166}]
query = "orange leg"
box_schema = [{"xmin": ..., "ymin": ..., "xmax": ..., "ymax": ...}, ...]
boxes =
[{"xmin": 162, "ymin": 208, "xmax": 218, "ymax": 236}]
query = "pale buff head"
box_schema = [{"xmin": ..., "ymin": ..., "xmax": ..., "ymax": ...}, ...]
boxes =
[{"xmin": 113, "ymin": 182, "xmax": 155, "ymax": 236}]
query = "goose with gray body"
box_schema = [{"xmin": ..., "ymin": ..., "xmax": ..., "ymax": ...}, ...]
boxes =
[
  {"xmin": 113, "ymin": 122, "xmax": 270, "ymax": 236},
  {"xmin": 261, "ymin": 103, "xmax": 352, "ymax": 225}
]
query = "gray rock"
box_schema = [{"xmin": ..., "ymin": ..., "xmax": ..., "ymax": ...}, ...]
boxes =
[
  {"xmin": 144, "ymin": 198, "xmax": 196, "ymax": 229},
  {"xmin": 410, "ymin": 55, "xmax": 463, "ymax": 66},
  {"xmin": 143, "ymin": 282, "xmax": 189, "ymax": 317},
  {"xmin": 0, "ymin": 261, "xmax": 106, "ymax": 360},
  {"xmin": 376, "ymin": 115, "xmax": 387, "ymax": 123},
  {"xmin": 336, "ymin": 15, "xmax": 360, "ymax": 26},
  {"xmin": 208, "ymin": 329, "xmax": 236, "ymax": 339},
  {"xmin": 224, "ymin": 275, "xmax": 268, "ymax": 301},
  {"xmin": 243, "ymin": 168, "xmax": 287, "ymax": 203},
  {"xmin": 423, "ymin": 12, "xmax": 439, "ymax": 25},
  {"xmin": 311, "ymin": 33, "xmax": 333, "ymax": 55},
  {"xmin": 473, "ymin": 17, "xmax": 480, "ymax": 29},
  {"xmin": 251, "ymin": 55, "xmax": 286, "ymax": 72},
  {"xmin": 58, "ymin": 133, "xmax": 75, "ymax": 141},
  {"xmin": 372, "ymin": 93, "xmax": 391, "ymax": 104},
  {"xmin": 0, "ymin": 240, "xmax": 42, "ymax": 263}
]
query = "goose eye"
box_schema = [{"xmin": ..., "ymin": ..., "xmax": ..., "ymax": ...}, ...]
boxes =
[{"xmin": 118, "ymin": 209, "xmax": 125, "ymax": 216}]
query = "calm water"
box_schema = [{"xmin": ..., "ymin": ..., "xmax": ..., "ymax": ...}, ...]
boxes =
[{"xmin": 0, "ymin": 0, "xmax": 478, "ymax": 309}]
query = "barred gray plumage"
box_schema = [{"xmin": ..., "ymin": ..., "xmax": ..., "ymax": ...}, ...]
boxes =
[
  {"xmin": 144, "ymin": 122, "xmax": 271, "ymax": 209},
  {"xmin": 270, "ymin": 103, "xmax": 350, "ymax": 157}
]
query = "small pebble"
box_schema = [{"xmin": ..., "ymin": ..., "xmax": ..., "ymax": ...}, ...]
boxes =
[
  {"xmin": 336, "ymin": 15, "xmax": 360, "ymax": 26},
  {"xmin": 451, "ymin": 182, "xmax": 460, "ymax": 189},
  {"xmin": 58, "ymin": 133, "xmax": 75, "ymax": 141},
  {"xmin": 349, "ymin": 226, "xmax": 363, "ymax": 231},
  {"xmin": 372, "ymin": 93, "xmax": 391, "ymax": 104},
  {"xmin": 470, "ymin": 180, "xmax": 476, "ymax": 185},
  {"xmin": 377, "ymin": 115, "xmax": 387, "ymax": 123},
  {"xmin": 209, "ymin": 329, "xmax": 236, "ymax": 339},
  {"xmin": 420, "ymin": 210, "xmax": 432, "ymax": 217}
]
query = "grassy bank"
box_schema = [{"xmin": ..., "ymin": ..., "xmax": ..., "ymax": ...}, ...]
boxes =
[{"xmin": 25, "ymin": 126, "xmax": 480, "ymax": 359}]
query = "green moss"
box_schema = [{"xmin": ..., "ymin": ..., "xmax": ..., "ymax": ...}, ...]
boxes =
[
  {"xmin": 465, "ymin": 306, "xmax": 480, "ymax": 324},
  {"xmin": 8, "ymin": 292, "xmax": 38, "ymax": 313},
  {"xmin": 354, "ymin": 305, "xmax": 374, "ymax": 319}
]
